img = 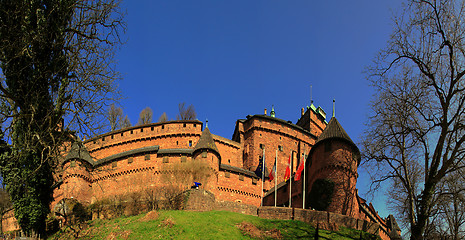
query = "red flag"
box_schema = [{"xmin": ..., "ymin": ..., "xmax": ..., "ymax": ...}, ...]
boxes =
[
  {"xmin": 284, "ymin": 153, "xmax": 291, "ymax": 181},
  {"xmin": 269, "ymin": 158, "xmax": 276, "ymax": 182},
  {"xmin": 295, "ymin": 154, "xmax": 305, "ymax": 181}
]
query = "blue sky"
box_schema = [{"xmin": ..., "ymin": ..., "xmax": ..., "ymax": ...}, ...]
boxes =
[{"xmin": 116, "ymin": 0, "xmax": 403, "ymax": 218}]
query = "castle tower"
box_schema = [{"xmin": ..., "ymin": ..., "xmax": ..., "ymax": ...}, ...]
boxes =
[
  {"xmin": 60, "ymin": 141, "xmax": 93, "ymax": 205},
  {"xmin": 193, "ymin": 126, "xmax": 221, "ymax": 191},
  {"xmin": 305, "ymin": 117, "xmax": 360, "ymax": 216}
]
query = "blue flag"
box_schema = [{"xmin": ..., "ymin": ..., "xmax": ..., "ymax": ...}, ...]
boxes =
[{"xmin": 255, "ymin": 149, "xmax": 265, "ymax": 181}]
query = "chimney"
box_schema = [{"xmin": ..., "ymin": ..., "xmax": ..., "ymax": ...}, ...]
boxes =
[
  {"xmin": 301, "ymin": 107, "xmax": 305, "ymax": 116},
  {"xmin": 264, "ymin": 108, "xmax": 267, "ymax": 115}
]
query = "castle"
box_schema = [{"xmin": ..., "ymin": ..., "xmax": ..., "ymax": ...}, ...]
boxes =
[{"xmin": 3, "ymin": 102, "xmax": 401, "ymax": 239}]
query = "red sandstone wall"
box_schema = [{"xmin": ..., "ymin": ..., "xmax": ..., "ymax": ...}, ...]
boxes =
[
  {"xmin": 213, "ymin": 135, "xmax": 242, "ymax": 167},
  {"xmin": 242, "ymin": 116, "xmax": 319, "ymax": 188},
  {"xmin": 1, "ymin": 209, "xmax": 19, "ymax": 232},
  {"xmin": 86, "ymin": 121, "xmax": 202, "ymax": 160},
  {"xmin": 216, "ymin": 170, "xmax": 262, "ymax": 206},
  {"xmin": 306, "ymin": 140, "xmax": 359, "ymax": 217},
  {"xmin": 295, "ymin": 107, "xmax": 327, "ymax": 137},
  {"xmin": 61, "ymin": 161, "xmax": 92, "ymax": 204}
]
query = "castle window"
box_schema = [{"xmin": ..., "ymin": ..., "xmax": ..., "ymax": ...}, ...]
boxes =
[
  {"xmin": 183, "ymin": 123, "xmax": 186, "ymax": 127},
  {"xmin": 112, "ymin": 162, "xmax": 117, "ymax": 168},
  {"xmin": 162, "ymin": 125, "xmax": 164, "ymax": 129},
  {"xmin": 163, "ymin": 157, "xmax": 169, "ymax": 163},
  {"xmin": 111, "ymin": 135, "xmax": 114, "ymax": 140},
  {"xmin": 225, "ymin": 172, "xmax": 230, "ymax": 178},
  {"xmin": 202, "ymin": 151, "xmax": 207, "ymax": 158},
  {"xmin": 278, "ymin": 145, "xmax": 283, "ymax": 151},
  {"xmin": 189, "ymin": 140, "xmax": 192, "ymax": 147},
  {"xmin": 145, "ymin": 154, "xmax": 150, "ymax": 160},
  {"xmin": 102, "ymin": 137, "xmax": 105, "ymax": 141},
  {"xmin": 176, "ymin": 141, "xmax": 178, "ymax": 145},
  {"xmin": 228, "ymin": 159, "xmax": 231, "ymax": 163},
  {"xmin": 151, "ymin": 126, "xmax": 154, "ymax": 131},
  {"xmin": 128, "ymin": 157, "xmax": 133, "ymax": 164},
  {"xmin": 239, "ymin": 175, "xmax": 244, "ymax": 181},
  {"xmin": 194, "ymin": 124, "xmax": 196, "ymax": 128},
  {"xmin": 130, "ymin": 130, "xmax": 133, "ymax": 134},
  {"xmin": 260, "ymin": 144, "xmax": 264, "ymax": 149},
  {"xmin": 325, "ymin": 141, "xmax": 331, "ymax": 152},
  {"xmin": 141, "ymin": 128, "xmax": 143, "ymax": 132},
  {"xmin": 121, "ymin": 133, "xmax": 124, "ymax": 137},
  {"xmin": 181, "ymin": 156, "xmax": 187, "ymax": 162}
]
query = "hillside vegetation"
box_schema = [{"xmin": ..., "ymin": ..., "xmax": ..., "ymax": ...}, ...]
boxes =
[{"xmin": 49, "ymin": 210, "xmax": 380, "ymax": 239}]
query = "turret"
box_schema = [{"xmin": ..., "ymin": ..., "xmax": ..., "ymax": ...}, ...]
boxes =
[
  {"xmin": 60, "ymin": 141, "xmax": 93, "ymax": 205},
  {"xmin": 192, "ymin": 126, "xmax": 221, "ymax": 190},
  {"xmin": 306, "ymin": 117, "xmax": 360, "ymax": 216}
]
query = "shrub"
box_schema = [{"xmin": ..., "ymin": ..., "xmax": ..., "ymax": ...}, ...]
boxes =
[{"xmin": 309, "ymin": 179, "xmax": 335, "ymax": 211}]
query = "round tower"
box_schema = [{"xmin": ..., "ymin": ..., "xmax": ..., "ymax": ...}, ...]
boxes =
[
  {"xmin": 305, "ymin": 117, "xmax": 360, "ymax": 217},
  {"xmin": 60, "ymin": 141, "xmax": 93, "ymax": 206},
  {"xmin": 192, "ymin": 126, "xmax": 221, "ymax": 192}
]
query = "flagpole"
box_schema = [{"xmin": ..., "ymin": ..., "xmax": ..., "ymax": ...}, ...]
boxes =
[
  {"xmin": 303, "ymin": 149, "xmax": 306, "ymax": 209},
  {"xmin": 274, "ymin": 149, "xmax": 277, "ymax": 207},
  {"xmin": 289, "ymin": 150, "xmax": 292, "ymax": 208},
  {"xmin": 261, "ymin": 147, "xmax": 265, "ymax": 207}
]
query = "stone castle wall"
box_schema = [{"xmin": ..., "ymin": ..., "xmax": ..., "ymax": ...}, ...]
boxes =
[
  {"xmin": 53, "ymin": 110, "xmax": 327, "ymax": 210},
  {"xmin": 258, "ymin": 207, "xmax": 392, "ymax": 240}
]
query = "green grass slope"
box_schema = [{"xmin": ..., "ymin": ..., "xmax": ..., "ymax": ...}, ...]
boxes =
[{"xmin": 49, "ymin": 210, "xmax": 380, "ymax": 240}]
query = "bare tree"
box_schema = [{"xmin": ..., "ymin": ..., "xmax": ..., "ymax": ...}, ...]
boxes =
[
  {"xmin": 364, "ymin": 1, "xmax": 465, "ymax": 239},
  {"xmin": 176, "ymin": 102, "xmax": 196, "ymax": 120},
  {"xmin": 108, "ymin": 104, "xmax": 123, "ymax": 131},
  {"xmin": 119, "ymin": 115, "xmax": 131, "ymax": 129},
  {"xmin": 137, "ymin": 107, "xmax": 153, "ymax": 125},
  {"xmin": 158, "ymin": 112, "xmax": 168, "ymax": 122},
  {"xmin": 432, "ymin": 171, "xmax": 465, "ymax": 240},
  {"xmin": 144, "ymin": 187, "xmax": 159, "ymax": 211}
]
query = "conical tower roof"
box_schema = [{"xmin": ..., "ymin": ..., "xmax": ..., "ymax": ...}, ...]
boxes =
[
  {"xmin": 316, "ymin": 117, "xmax": 355, "ymax": 146},
  {"xmin": 194, "ymin": 127, "xmax": 219, "ymax": 155},
  {"xmin": 64, "ymin": 141, "xmax": 93, "ymax": 165},
  {"xmin": 310, "ymin": 117, "xmax": 360, "ymax": 164}
]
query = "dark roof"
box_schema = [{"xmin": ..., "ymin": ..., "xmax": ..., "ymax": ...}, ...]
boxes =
[
  {"xmin": 316, "ymin": 117, "xmax": 355, "ymax": 146},
  {"xmin": 157, "ymin": 148, "xmax": 193, "ymax": 155},
  {"xmin": 64, "ymin": 141, "xmax": 93, "ymax": 165},
  {"xmin": 219, "ymin": 164, "xmax": 260, "ymax": 178},
  {"xmin": 310, "ymin": 117, "xmax": 360, "ymax": 164},
  {"xmin": 95, "ymin": 146, "xmax": 159, "ymax": 166},
  {"xmin": 194, "ymin": 127, "xmax": 219, "ymax": 154}
]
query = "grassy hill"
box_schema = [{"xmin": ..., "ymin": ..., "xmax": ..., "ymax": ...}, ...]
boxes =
[{"xmin": 49, "ymin": 210, "xmax": 380, "ymax": 239}]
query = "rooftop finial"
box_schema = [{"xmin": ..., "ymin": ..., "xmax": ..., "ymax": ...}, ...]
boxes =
[
  {"xmin": 310, "ymin": 85, "xmax": 313, "ymax": 104},
  {"xmin": 332, "ymin": 99, "xmax": 336, "ymax": 118},
  {"xmin": 270, "ymin": 105, "xmax": 275, "ymax": 118},
  {"xmin": 206, "ymin": 118, "xmax": 208, "ymax": 128}
]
